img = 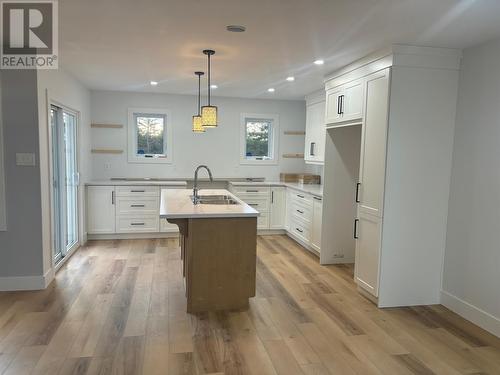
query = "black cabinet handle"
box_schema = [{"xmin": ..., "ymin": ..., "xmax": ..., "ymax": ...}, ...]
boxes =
[
  {"xmin": 296, "ymin": 228, "xmax": 303, "ymax": 233},
  {"xmin": 310, "ymin": 142, "xmax": 316, "ymax": 156},
  {"xmin": 111, "ymin": 191, "xmax": 115, "ymax": 205},
  {"xmin": 131, "ymin": 222, "xmax": 145, "ymax": 226},
  {"xmin": 337, "ymin": 95, "xmax": 342, "ymax": 115},
  {"xmin": 313, "ymin": 196, "xmax": 322, "ymax": 201},
  {"xmin": 340, "ymin": 95, "xmax": 345, "ymax": 114},
  {"xmin": 249, "ymin": 203, "xmax": 258, "ymax": 207},
  {"xmin": 131, "ymin": 190, "xmax": 146, "ymax": 193},
  {"xmin": 355, "ymin": 182, "xmax": 361, "ymax": 203},
  {"xmin": 297, "ymin": 194, "xmax": 305, "ymax": 198},
  {"xmin": 246, "ymin": 190, "xmax": 259, "ymax": 193},
  {"xmin": 271, "ymin": 191, "xmax": 274, "ymax": 204},
  {"xmin": 296, "ymin": 209, "xmax": 304, "ymax": 214},
  {"xmin": 354, "ymin": 219, "xmax": 359, "ymax": 239},
  {"xmin": 131, "ymin": 204, "xmax": 145, "ymax": 208}
]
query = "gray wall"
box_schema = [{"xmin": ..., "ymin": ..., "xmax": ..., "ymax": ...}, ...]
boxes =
[
  {"xmin": 0, "ymin": 70, "xmax": 44, "ymax": 279},
  {"xmin": 443, "ymin": 38, "xmax": 500, "ymax": 336}
]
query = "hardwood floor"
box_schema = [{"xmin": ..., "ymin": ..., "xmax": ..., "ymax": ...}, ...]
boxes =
[{"xmin": 1, "ymin": 235, "xmax": 499, "ymax": 375}]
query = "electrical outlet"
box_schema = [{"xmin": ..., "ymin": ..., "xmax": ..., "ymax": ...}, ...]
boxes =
[{"xmin": 16, "ymin": 153, "xmax": 36, "ymax": 166}]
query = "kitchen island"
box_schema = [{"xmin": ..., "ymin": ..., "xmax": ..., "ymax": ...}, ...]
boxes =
[{"xmin": 160, "ymin": 189, "xmax": 259, "ymax": 313}]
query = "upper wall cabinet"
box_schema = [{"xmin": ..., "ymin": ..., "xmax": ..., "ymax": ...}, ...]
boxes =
[
  {"xmin": 304, "ymin": 91, "xmax": 326, "ymax": 165},
  {"xmin": 325, "ymin": 78, "xmax": 364, "ymax": 126}
]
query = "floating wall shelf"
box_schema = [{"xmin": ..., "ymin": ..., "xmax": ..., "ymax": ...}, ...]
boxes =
[
  {"xmin": 91, "ymin": 123, "xmax": 123, "ymax": 129},
  {"xmin": 284, "ymin": 130, "xmax": 306, "ymax": 136},
  {"xmin": 282, "ymin": 153, "xmax": 304, "ymax": 159},
  {"xmin": 91, "ymin": 149, "xmax": 123, "ymax": 154}
]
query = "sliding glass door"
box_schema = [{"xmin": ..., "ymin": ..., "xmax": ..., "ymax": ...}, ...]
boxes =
[{"xmin": 51, "ymin": 105, "xmax": 79, "ymax": 263}]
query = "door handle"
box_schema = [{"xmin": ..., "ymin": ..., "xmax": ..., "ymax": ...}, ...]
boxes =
[
  {"xmin": 310, "ymin": 142, "xmax": 316, "ymax": 156},
  {"xmin": 355, "ymin": 182, "xmax": 361, "ymax": 203},
  {"xmin": 354, "ymin": 219, "xmax": 359, "ymax": 239}
]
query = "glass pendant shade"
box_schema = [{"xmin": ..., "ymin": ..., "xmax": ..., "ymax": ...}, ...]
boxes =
[
  {"xmin": 192, "ymin": 115, "xmax": 204, "ymax": 133},
  {"xmin": 201, "ymin": 105, "xmax": 217, "ymax": 127}
]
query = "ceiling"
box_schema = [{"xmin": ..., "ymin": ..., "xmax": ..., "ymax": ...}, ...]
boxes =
[{"xmin": 59, "ymin": 0, "xmax": 500, "ymax": 100}]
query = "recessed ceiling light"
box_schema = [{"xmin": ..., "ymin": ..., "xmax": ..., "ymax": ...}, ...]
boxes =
[
  {"xmin": 286, "ymin": 76, "xmax": 295, "ymax": 82},
  {"xmin": 314, "ymin": 59, "xmax": 324, "ymax": 65},
  {"xmin": 211, "ymin": 84, "xmax": 218, "ymax": 89},
  {"xmin": 150, "ymin": 81, "xmax": 158, "ymax": 86},
  {"xmin": 226, "ymin": 25, "xmax": 246, "ymax": 32},
  {"xmin": 267, "ymin": 88, "xmax": 275, "ymax": 93}
]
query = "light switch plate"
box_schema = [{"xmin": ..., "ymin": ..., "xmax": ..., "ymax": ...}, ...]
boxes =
[{"xmin": 16, "ymin": 153, "xmax": 36, "ymax": 166}]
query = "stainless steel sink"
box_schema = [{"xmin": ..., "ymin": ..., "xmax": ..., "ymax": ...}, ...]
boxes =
[{"xmin": 191, "ymin": 194, "xmax": 239, "ymax": 205}]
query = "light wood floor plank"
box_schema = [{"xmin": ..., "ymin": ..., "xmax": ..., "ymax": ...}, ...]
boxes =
[{"xmin": 0, "ymin": 236, "xmax": 498, "ymax": 375}]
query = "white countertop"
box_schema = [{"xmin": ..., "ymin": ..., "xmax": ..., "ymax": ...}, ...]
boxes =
[
  {"xmin": 229, "ymin": 181, "xmax": 323, "ymax": 197},
  {"xmin": 86, "ymin": 180, "xmax": 187, "ymax": 186},
  {"xmin": 160, "ymin": 189, "xmax": 259, "ymax": 219}
]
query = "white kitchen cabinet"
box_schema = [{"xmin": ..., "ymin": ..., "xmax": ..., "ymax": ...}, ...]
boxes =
[
  {"xmin": 229, "ymin": 185, "xmax": 271, "ymax": 230},
  {"xmin": 325, "ymin": 87, "xmax": 343, "ymax": 124},
  {"xmin": 87, "ymin": 186, "xmax": 115, "ymax": 234},
  {"xmin": 304, "ymin": 91, "xmax": 326, "ymax": 164},
  {"xmin": 269, "ymin": 187, "xmax": 286, "ymax": 229},
  {"xmin": 354, "ymin": 212, "xmax": 381, "ymax": 297},
  {"xmin": 325, "ymin": 78, "xmax": 364, "ymax": 126},
  {"xmin": 311, "ymin": 196, "xmax": 323, "ymax": 252},
  {"xmin": 358, "ymin": 69, "xmax": 390, "ymax": 218}
]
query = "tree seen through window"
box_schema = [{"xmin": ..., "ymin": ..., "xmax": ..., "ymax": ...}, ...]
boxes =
[
  {"xmin": 136, "ymin": 115, "xmax": 165, "ymax": 156},
  {"xmin": 245, "ymin": 119, "xmax": 272, "ymax": 159}
]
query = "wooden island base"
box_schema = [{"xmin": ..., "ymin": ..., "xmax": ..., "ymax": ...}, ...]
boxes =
[{"xmin": 167, "ymin": 217, "xmax": 257, "ymax": 313}]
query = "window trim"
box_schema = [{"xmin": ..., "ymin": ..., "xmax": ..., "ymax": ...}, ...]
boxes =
[
  {"xmin": 239, "ymin": 113, "xmax": 279, "ymax": 165},
  {"xmin": 127, "ymin": 107, "xmax": 173, "ymax": 164}
]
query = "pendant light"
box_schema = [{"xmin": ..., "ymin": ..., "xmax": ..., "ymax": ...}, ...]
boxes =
[
  {"xmin": 201, "ymin": 49, "xmax": 218, "ymax": 127},
  {"xmin": 192, "ymin": 71, "xmax": 205, "ymax": 133}
]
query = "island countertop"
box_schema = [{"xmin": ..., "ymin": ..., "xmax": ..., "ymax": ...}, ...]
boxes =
[{"xmin": 160, "ymin": 189, "xmax": 259, "ymax": 219}]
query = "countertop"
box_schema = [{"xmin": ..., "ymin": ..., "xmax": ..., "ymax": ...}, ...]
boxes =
[
  {"xmin": 86, "ymin": 180, "xmax": 187, "ymax": 186},
  {"xmin": 229, "ymin": 181, "xmax": 323, "ymax": 197},
  {"xmin": 160, "ymin": 189, "xmax": 259, "ymax": 219}
]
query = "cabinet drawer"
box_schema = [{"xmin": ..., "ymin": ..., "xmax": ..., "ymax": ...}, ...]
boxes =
[
  {"xmin": 289, "ymin": 191, "xmax": 313, "ymax": 208},
  {"xmin": 239, "ymin": 197, "xmax": 270, "ymax": 212},
  {"xmin": 257, "ymin": 212, "xmax": 269, "ymax": 230},
  {"xmin": 232, "ymin": 186, "xmax": 270, "ymax": 196},
  {"xmin": 291, "ymin": 201, "xmax": 312, "ymax": 223},
  {"xmin": 115, "ymin": 185, "xmax": 159, "ymax": 197},
  {"xmin": 116, "ymin": 196, "xmax": 159, "ymax": 215},
  {"xmin": 116, "ymin": 215, "xmax": 159, "ymax": 233},
  {"xmin": 289, "ymin": 217, "xmax": 311, "ymax": 242}
]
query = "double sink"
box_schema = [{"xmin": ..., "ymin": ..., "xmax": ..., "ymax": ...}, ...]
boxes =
[{"xmin": 191, "ymin": 194, "xmax": 239, "ymax": 205}]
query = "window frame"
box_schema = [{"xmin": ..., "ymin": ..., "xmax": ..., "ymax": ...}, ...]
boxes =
[
  {"xmin": 127, "ymin": 107, "xmax": 173, "ymax": 164},
  {"xmin": 239, "ymin": 113, "xmax": 279, "ymax": 165}
]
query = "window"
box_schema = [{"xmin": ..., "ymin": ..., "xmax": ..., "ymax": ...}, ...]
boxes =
[
  {"xmin": 240, "ymin": 113, "xmax": 279, "ymax": 165},
  {"xmin": 128, "ymin": 108, "xmax": 172, "ymax": 163}
]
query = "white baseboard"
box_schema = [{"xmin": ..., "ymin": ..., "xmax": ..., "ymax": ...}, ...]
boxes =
[
  {"xmin": 87, "ymin": 232, "xmax": 179, "ymax": 240},
  {"xmin": 0, "ymin": 267, "xmax": 54, "ymax": 291},
  {"xmin": 441, "ymin": 290, "xmax": 500, "ymax": 338}
]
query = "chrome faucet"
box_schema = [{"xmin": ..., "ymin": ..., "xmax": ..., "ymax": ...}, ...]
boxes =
[{"xmin": 193, "ymin": 165, "xmax": 213, "ymax": 204}]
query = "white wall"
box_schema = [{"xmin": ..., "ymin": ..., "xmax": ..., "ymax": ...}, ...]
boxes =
[
  {"xmin": 37, "ymin": 69, "xmax": 91, "ymax": 275},
  {"xmin": 90, "ymin": 91, "xmax": 306, "ymax": 181},
  {"xmin": 442, "ymin": 38, "xmax": 500, "ymax": 337}
]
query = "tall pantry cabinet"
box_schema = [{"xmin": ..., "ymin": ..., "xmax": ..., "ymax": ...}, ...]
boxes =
[{"xmin": 320, "ymin": 45, "xmax": 461, "ymax": 307}]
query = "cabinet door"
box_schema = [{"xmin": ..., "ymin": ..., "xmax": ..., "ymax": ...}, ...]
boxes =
[
  {"xmin": 310, "ymin": 196, "xmax": 323, "ymax": 252},
  {"xmin": 87, "ymin": 186, "xmax": 115, "ymax": 234},
  {"xmin": 325, "ymin": 88, "xmax": 343, "ymax": 124},
  {"xmin": 342, "ymin": 79, "xmax": 364, "ymax": 123},
  {"xmin": 354, "ymin": 213, "xmax": 381, "ymax": 297},
  {"xmin": 358, "ymin": 69, "xmax": 390, "ymax": 217},
  {"xmin": 305, "ymin": 100, "xmax": 326, "ymax": 164},
  {"xmin": 269, "ymin": 187, "xmax": 286, "ymax": 229},
  {"xmin": 160, "ymin": 186, "xmax": 182, "ymax": 232}
]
